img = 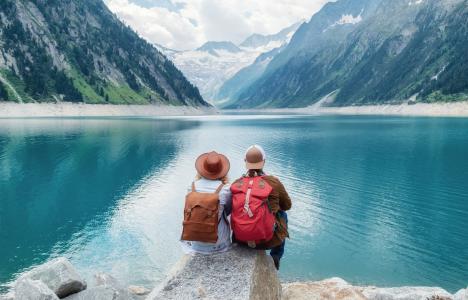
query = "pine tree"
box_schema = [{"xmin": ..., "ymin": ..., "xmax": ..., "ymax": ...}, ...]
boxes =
[{"xmin": 0, "ymin": 82, "xmax": 9, "ymax": 101}]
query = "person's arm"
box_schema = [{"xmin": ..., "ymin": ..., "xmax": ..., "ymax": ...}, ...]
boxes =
[
  {"xmin": 221, "ymin": 187, "xmax": 232, "ymax": 216},
  {"xmin": 275, "ymin": 178, "xmax": 292, "ymax": 211},
  {"xmin": 264, "ymin": 176, "xmax": 292, "ymax": 212}
]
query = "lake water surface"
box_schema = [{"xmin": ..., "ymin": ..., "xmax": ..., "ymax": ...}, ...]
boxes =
[{"xmin": 1, "ymin": 115, "xmax": 468, "ymax": 293}]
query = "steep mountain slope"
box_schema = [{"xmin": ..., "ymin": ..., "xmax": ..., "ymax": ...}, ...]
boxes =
[
  {"xmin": 335, "ymin": 0, "xmax": 468, "ymax": 105},
  {"xmin": 233, "ymin": 0, "xmax": 467, "ymax": 108},
  {"xmin": 238, "ymin": 21, "xmax": 303, "ymax": 53},
  {"xmin": 0, "ymin": 0, "xmax": 207, "ymax": 106},
  {"xmin": 229, "ymin": 0, "xmax": 382, "ymax": 108},
  {"xmin": 161, "ymin": 22, "xmax": 302, "ymax": 104},
  {"xmin": 216, "ymin": 46, "xmax": 286, "ymax": 107}
]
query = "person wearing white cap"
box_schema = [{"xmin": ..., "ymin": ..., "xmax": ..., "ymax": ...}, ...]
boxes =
[{"xmin": 230, "ymin": 145, "xmax": 292, "ymax": 270}]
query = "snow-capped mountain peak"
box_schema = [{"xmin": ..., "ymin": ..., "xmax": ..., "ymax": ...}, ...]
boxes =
[
  {"xmin": 157, "ymin": 21, "xmax": 303, "ymax": 104},
  {"xmin": 196, "ymin": 41, "xmax": 242, "ymax": 56},
  {"xmin": 239, "ymin": 21, "xmax": 303, "ymax": 50}
]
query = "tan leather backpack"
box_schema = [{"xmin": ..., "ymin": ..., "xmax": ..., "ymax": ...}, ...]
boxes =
[{"xmin": 181, "ymin": 182, "xmax": 224, "ymax": 243}]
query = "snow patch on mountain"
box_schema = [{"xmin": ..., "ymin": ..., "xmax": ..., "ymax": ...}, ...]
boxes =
[
  {"xmin": 408, "ymin": 0, "xmax": 424, "ymax": 6},
  {"xmin": 168, "ymin": 49, "xmax": 260, "ymax": 102},
  {"xmin": 334, "ymin": 13, "xmax": 363, "ymax": 25},
  {"xmin": 323, "ymin": 10, "xmax": 364, "ymax": 33},
  {"xmin": 158, "ymin": 21, "xmax": 303, "ymax": 104}
]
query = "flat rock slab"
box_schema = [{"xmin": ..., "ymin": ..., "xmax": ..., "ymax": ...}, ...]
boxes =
[
  {"xmin": 283, "ymin": 278, "xmax": 456, "ymax": 300},
  {"xmin": 16, "ymin": 257, "xmax": 86, "ymax": 298},
  {"xmin": 148, "ymin": 245, "xmax": 281, "ymax": 300},
  {"xmin": 282, "ymin": 278, "xmax": 367, "ymax": 300},
  {"xmin": 363, "ymin": 286, "xmax": 453, "ymax": 300}
]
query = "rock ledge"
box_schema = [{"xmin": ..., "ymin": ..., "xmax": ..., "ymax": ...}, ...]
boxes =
[{"xmin": 147, "ymin": 245, "xmax": 281, "ymax": 300}]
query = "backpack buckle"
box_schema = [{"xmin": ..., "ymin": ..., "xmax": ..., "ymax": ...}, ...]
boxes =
[{"xmin": 259, "ymin": 179, "xmax": 265, "ymax": 189}]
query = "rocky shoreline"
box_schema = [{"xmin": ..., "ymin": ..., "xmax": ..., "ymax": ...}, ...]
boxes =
[
  {"xmin": 0, "ymin": 103, "xmax": 216, "ymax": 118},
  {"xmin": 3, "ymin": 101, "xmax": 468, "ymax": 119},
  {"xmin": 0, "ymin": 257, "xmax": 150, "ymax": 300},
  {"xmin": 283, "ymin": 278, "xmax": 467, "ymax": 300},
  {"xmin": 2, "ymin": 255, "xmax": 467, "ymax": 300},
  {"xmin": 228, "ymin": 101, "xmax": 468, "ymax": 117}
]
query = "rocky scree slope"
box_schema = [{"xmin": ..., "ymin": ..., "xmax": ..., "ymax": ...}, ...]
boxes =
[{"xmin": 0, "ymin": 0, "xmax": 207, "ymax": 106}]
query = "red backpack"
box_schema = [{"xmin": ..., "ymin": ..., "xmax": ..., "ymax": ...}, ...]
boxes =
[{"xmin": 230, "ymin": 176, "xmax": 275, "ymax": 244}]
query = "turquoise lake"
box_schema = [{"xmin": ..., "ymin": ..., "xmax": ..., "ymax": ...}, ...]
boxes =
[{"xmin": 1, "ymin": 115, "xmax": 467, "ymax": 293}]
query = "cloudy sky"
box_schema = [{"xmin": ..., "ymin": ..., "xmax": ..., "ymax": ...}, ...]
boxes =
[{"xmin": 105, "ymin": 0, "xmax": 332, "ymax": 51}]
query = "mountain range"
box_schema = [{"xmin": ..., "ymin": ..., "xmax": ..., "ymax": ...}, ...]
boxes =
[
  {"xmin": 1, "ymin": 0, "xmax": 465, "ymax": 109},
  {"xmin": 0, "ymin": 0, "xmax": 207, "ymax": 106},
  {"xmin": 225, "ymin": 0, "xmax": 468, "ymax": 108},
  {"xmin": 158, "ymin": 21, "xmax": 302, "ymax": 105}
]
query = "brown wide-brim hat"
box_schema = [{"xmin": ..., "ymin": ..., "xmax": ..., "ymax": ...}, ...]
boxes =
[{"xmin": 195, "ymin": 151, "xmax": 230, "ymax": 180}]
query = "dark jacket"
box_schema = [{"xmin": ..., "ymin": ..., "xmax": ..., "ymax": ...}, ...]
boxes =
[{"xmin": 261, "ymin": 175, "xmax": 291, "ymax": 248}]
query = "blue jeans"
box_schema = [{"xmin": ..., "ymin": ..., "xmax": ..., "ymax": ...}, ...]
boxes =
[{"xmin": 270, "ymin": 211, "xmax": 288, "ymax": 259}]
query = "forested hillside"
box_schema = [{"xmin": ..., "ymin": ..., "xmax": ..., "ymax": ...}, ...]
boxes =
[{"xmin": 0, "ymin": 0, "xmax": 208, "ymax": 106}]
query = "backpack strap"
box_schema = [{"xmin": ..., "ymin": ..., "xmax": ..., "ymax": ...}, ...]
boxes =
[
  {"xmin": 217, "ymin": 184, "xmax": 227, "ymax": 225},
  {"xmin": 191, "ymin": 181, "xmax": 196, "ymax": 192},
  {"xmin": 214, "ymin": 183, "xmax": 224, "ymax": 194},
  {"xmin": 244, "ymin": 179, "xmax": 254, "ymax": 218},
  {"xmin": 218, "ymin": 210, "xmax": 228, "ymax": 225},
  {"xmin": 264, "ymin": 198, "xmax": 273, "ymax": 213}
]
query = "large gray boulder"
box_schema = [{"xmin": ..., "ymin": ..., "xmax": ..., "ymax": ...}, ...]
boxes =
[
  {"xmin": 63, "ymin": 286, "xmax": 133, "ymax": 300},
  {"xmin": 63, "ymin": 272, "xmax": 141, "ymax": 300},
  {"xmin": 15, "ymin": 279, "xmax": 59, "ymax": 300},
  {"xmin": 147, "ymin": 245, "xmax": 281, "ymax": 300},
  {"xmin": 16, "ymin": 257, "xmax": 86, "ymax": 298}
]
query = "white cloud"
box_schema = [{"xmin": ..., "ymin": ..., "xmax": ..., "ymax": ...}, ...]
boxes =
[{"xmin": 105, "ymin": 0, "xmax": 332, "ymax": 50}]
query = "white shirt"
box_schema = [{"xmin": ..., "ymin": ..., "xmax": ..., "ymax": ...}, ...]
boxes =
[{"xmin": 181, "ymin": 178, "xmax": 232, "ymax": 254}]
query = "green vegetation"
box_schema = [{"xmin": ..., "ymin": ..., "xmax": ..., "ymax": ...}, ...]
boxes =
[
  {"xmin": 0, "ymin": 0, "xmax": 207, "ymax": 106},
  {"xmin": 0, "ymin": 69, "xmax": 35, "ymax": 103},
  {"xmin": 1, "ymin": 16, "xmax": 82, "ymax": 102},
  {"xmin": 424, "ymin": 92, "xmax": 468, "ymax": 103},
  {"xmin": 104, "ymin": 85, "xmax": 148, "ymax": 105}
]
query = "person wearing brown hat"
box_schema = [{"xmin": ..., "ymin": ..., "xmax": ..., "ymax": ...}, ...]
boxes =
[
  {"xmin": 230, "ymin": 145, "xmax": 291, "ymax": 270},
  {"xmin": 181, "ymin": 151, "xmax": 232, "ymax": 254}
]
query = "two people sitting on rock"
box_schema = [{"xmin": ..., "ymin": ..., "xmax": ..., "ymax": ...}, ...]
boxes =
[{"xmin": 181, "ymin": 145, "xmax": 292, "ymax": 270}]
